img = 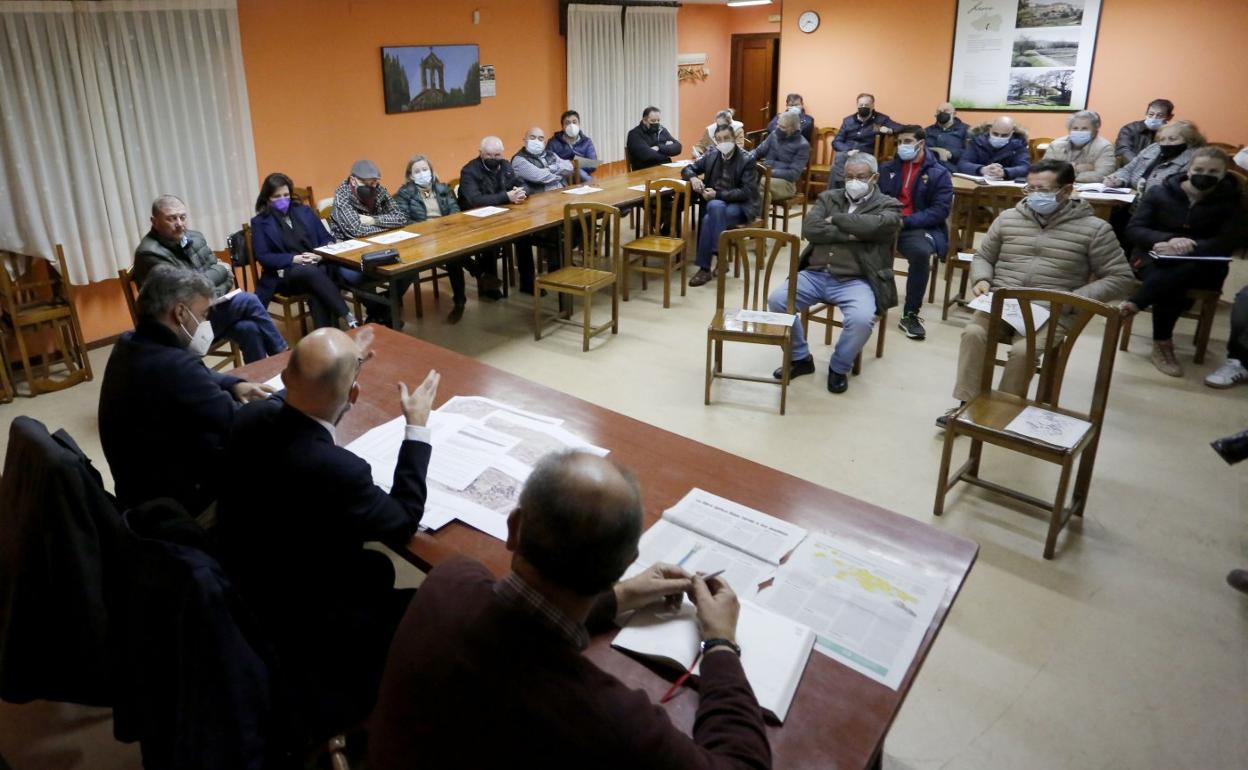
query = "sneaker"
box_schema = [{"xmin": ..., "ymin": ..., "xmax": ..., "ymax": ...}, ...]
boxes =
[
  {"xmin": 1150, "ymin": 340, "xmax": 1183, "ymax": 377},
  {"xmin": 689, "ymin": 268, "xmax": 714, "ymax": 287},
  {"xmin": 898, "ymin": 312, "xmax": 926, "ymax": 340},
  {"xmin": 827, "ymin": 370, "xmax": 849, "ymax": 394},
  {"xmin": 935, "ymin": 404, "xmax": 963, "ymax": 429},
  {"xmin": 1205, "ymin": 358, "xmax": 1248, "ymax": 389},
  {"xmin": 773, "ymin": 355, "xmax": 815, "ymax": 380}
]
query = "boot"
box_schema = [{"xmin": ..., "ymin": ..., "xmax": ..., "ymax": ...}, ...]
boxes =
[{"xmin": 1150, "ymin": 340, "xmax": 1182, "ymax": 377}]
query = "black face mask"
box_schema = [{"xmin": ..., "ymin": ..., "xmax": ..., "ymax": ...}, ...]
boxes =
[
  {"xmin": 857, "ymin": 107, "xmax": 872, "ymax": 119},
  {"xmin": 935, "ymin": 112, "xmax": 952, "ymax": 125},
  {"xmin": 482, "ymin": 158, "xmax": 501, "ymax": 171},
  {"xmin": 1188, "ymin": 173, "xmax": 1220, "ymax": 191},
  {"xmin": 355, "ymin": 185, "xmax": 378, "ymax": 208},
  {"xmin": 1158, "ymin": 143, "xmax": 1186, "ymax": 159},
  {"xmin": 645, "ymin": 122, "xmax": 661, "ymax": 133}
]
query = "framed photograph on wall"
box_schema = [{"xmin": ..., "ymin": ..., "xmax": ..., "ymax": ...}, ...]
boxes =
[
  {"xmin": 947, "ymin": 0, "xmax": 1102, "ymax": 111},
  {"xmin": 381, "ymin": 44, "xmax": 481, "ymax": 114}
]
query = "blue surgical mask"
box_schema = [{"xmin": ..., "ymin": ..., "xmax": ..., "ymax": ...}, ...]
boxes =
[
  {"xmin": 1026, "ymin": 192, "xmax": 1059, "ymax": 215},
  {"xmin": 989, "ymin": 135, "xmax": 1010, "ymax": 149},
  {"xmin": 897, "ymin": 144, "xmax": 919, "ymax": 161},
  {"xmin": 1068, "ymin": 130, "xmax": 1092, "ymax": 146},
  {"xmin": 412, "ymin": 170, "xmax": 433, "ymax": 187},
  {"xmin": 1144, "ymin": 117, "xmax": 1165, "ymax": 131}
]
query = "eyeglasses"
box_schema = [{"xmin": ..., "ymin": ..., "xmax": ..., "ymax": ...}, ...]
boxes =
[{"xmin": 1020, "ymin": 186, "xmax": 1058, "ymax": 194}]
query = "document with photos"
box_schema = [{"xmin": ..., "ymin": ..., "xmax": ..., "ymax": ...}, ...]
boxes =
[
  {"xmin": 967, "ymin": 292, "xmax": 1050, "ymax": 336},
  {"xmin": 1004, "ymin": 405, "xmax": 1092, "ymax": 449},
  {"xmin": 366, "ymin": 230, "xmax": 419, "ymax": 245},
  {"xmin": 463, "ymin": 206, "xmax": 508, "ymax": 218},
  {"xmin": 561, "ymin": 185, "xmax": 603, "ymax": 195},
  {"xmin": 753, "ymin": 533, "xmax": 945, "ymax": 690},
  {"xmin": 318, "ymin": 239, "xmax": 369, "ymax": 255}
]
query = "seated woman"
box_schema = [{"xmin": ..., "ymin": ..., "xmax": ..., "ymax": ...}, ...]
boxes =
[
  {"xmin": 691, "ymin": 108, "xmax": 746, "ymax": 160},
  {"xmin": 393, "ymin": 154, "xmax": 474, "ymax": 323},
  {"xmin": 1106, "ymin": 119, "xmax": 1204, "ymax": 195},
  {"xmin": 250, "ymin": 173, "xmax": 356, "ymax": 329},
  {"xmin": 1121, "ymin": 147, "xmax": 1247, "ymax": 377}
]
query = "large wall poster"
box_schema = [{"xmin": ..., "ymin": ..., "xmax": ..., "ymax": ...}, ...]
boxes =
[{"xmin": 948, "ymin": 0, "xmax": 1102, "ymax": 112}]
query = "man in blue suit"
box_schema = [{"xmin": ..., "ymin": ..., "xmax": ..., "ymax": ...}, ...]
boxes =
[
  {"xmin": 217, "ymin": 326, "xmax": 439, "ymax": 739},
  {"xmin": 878, "ymin": 125, "xmax": 954, "ymax": 341},
  {"xmin": 957, "ymin": 116, "xmax": 1032, "ymax": 181},
  {"xmin": 99, "ymin": 265, "xmax": 274, "ymax": 515}
]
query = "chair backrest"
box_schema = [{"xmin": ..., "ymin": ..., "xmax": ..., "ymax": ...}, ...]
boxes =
[
  {"xmin": 949, "ymin": 187, "xmax": 979, "ymax": 255},
  {"xmin": 980, "ymin": 288, "xmax": 1121, "ymax": 417},
  {"xmin": 1207, "ymin": 141, "xmax": 1238, "ymax": 155},
  {"xmin": 562, "ymin": 202, "xmax": 621, "ymax": 273},
  {"xmin": 118, "ymin": 268, "xmax": 140, "ymax": 325},
  {"xmin": 873, "ymin": 132, "xmax": 897, "ymax": 162},
  {"xmin": 973, "ymin": 184, "xmax": 1024, "ymax": 234},
  {"xmin": 754, "ymin": 162, "xmax": 773, "ymax": 224},
  {"xmin": 316, "ymin": 199, "xmax": 334, "ymax": 221},
  {"xmin": 812, "ymin": 127, "xmax": 837, "ymax": 166},
  {"xmin": 1028, "ymin": 137, "xmax": 1053, "ymax": 163},
  {"xmin": 642, "ymin": 178, "xmax": 691, "ymax": 239},
  {"xmin": 571, "ymin": 158, "xmax": 581, "ymax": 183},
  {"xmin": 241, "ymin": 223, "xmax": 261, "ymax": 291},
  {"xmin": 714, "ymin": 227, "xmax": 800, "ymax": 313},
  {"xmin": 446, "ymin": 176, "xmax": 460, "ymax": 198},
  {"xmin": 291, "ymin": 185, "xmax": 314, "ymax": 208},
  {"xmin": 0, "ymin": 248, "xmax": 73, "ymax": 312}
]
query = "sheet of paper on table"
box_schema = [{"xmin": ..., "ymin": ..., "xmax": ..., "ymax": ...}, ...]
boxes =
[
  {"xmin": 1074, "ymin": 183, "xmax": 1132, "ymax": 194},
  {"xmin": 1004, "ymin": 405, "xmax": 1092, "ymax": 449},
  {"xmin": 262, "ymin": 373, "xmax": 284, "ymax": 391},
  {"xmin": 662, "ymin": 160, "xmax": 692, "ymax": 168},
  {"xmin": 366, "ymin": 230, "xmax": 419, "ymax": 245},
  {"xmin": 318, "ymin": 239, "xmax": 370, "ymax": 255},
  {"xmin": 967, "ymin": 292, "xmax": 1050, "ymax": 336},
  {"xmin": 1080, "ymin": 191, "xmax": 1136, "ymax": 203},
  {"xmin": 561, "ymin": 186, "xmax": 603, "ymax": 195},
  {"xmin": 734, "ymin": 309, "xmax": 796, "ymax": 326},
  {"xmin": 463, "ymin": 206, "xmax": 508, "ymax": 218},
  {"xmin": 1148, "ymin": 252, "xmax": 1232, "ymax": 262},
  {"xmin": 660, "ymin": 487, "xmax": 808, "ymax": 566}
]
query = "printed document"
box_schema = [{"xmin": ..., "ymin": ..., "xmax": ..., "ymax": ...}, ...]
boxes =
[
  {"xmin": 366, "ymin": 230, "xmax": 419, "ymax": 245},
  {"xmin": 318, "ymin": 239, "xmax": 369, "ymax": 255},
  {"xmin": 561, "ymin": 186, "xmax": 603, "ymax": 195},
  {"xmin": 967, "ymin": 292, "xmax": 1050, "ymax": 336},
  {"xmin": 463, "ymin": 206, "xmax": 508, "ymax": 218},
  {"xmin": 1149, "ymin": 251, "xmax": 1231, "ymax": 262},
  {"xmin": 1004, "ymin": 406, "xmax": 1092, "ymax": 449}
]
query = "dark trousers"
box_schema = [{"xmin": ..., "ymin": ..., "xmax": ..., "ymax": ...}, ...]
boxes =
[
  {"xmin": 1131, "ymin": 258, "xmax": 1229, "ymax": 341},
  {"xmin": 1230, "ymin": 286, "xmax": 1248, "ymax": 361},
  {"xmin": 516, "ymin": 233, "xmax": 563, "ymax": 294},
  {"xmin": 208, "ymin": 292, "xmax": 287, "ymax": 363},
  {"xmin": 897, "ymin": 228, "xmax": 937, "ymax": 315},
  {"xmin": 275, "ymin": 264, "xmax": 349, "ymax": 328},
  {"xmin": 336, "ymin": 267, "xmax": 409, "ymax": 323}
]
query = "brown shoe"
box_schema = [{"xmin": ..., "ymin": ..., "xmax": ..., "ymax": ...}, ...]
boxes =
[
  {"xmin": 1150, "ymin": 340, "xmax": 1183, "ymax": 377},
  {"xmin": 689, "ymin": 268, "xmax": 714, "ymax": 287}
]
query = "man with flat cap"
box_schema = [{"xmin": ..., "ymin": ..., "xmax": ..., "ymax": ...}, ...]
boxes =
[{"xmin": 329, "ymin": 159, "xmax": 411, "ymax": 326}]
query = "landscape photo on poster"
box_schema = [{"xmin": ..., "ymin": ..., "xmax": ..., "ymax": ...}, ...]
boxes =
[{"xmin": 381, "ymin": 44, "xmax": 480, "ymax": 114}]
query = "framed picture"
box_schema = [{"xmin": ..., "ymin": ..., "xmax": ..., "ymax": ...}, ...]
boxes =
[
  {"xmin": 947, "ymin": 0, "xmax": 1102, "ymax": 112},
  {"xmin": 381, "ymin": 44, "xmax": 481, "ymax": 114}
]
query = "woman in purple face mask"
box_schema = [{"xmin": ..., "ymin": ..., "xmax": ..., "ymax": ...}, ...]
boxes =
[{"xmin": 250, "ymin": 172, "xmax": 358, "ymax": 329}]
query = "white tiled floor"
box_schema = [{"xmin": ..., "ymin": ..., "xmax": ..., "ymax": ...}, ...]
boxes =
[{"xmin": 1, "ymin": 233, "xmax": 1245, "ymax": 770}]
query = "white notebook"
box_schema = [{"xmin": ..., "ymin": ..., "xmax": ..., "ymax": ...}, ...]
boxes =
[{"xmin": 612, "ymin": 599, "xmax": 814, "ymax": 722}]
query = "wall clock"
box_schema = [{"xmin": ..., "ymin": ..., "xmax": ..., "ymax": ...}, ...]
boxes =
[{"xmin": 798, "ymin": 10, "xmax": 820, "ymax": 34}]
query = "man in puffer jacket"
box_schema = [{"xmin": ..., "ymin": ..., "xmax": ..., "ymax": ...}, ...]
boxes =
[{"xmin": 938, "ymin": 159, "xmax": 1137, "ymax": 425}]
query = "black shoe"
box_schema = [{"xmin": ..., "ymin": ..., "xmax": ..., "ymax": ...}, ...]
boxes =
[
  {"xmin": 827, "ymin": 370, "xmax": 848, "ymax": 394},
  {"xmin": 773, "ymin": 355, "xmax": 815, "ymax": 380},
  {"xmin": 1228, "ymin": 569, "xmax": 1248, "ymax": 594},
  {"xmin": 478, "ymin": 274, "xmax": 503, "ymax": 301},
  {"xmin": 447, "ymin": 303, "xmax": 465, "ymax": 324},
  {"xmin": 898, "ymin": 312, "xmax": 926, "ymax": 340},
  {"xmin": 935, "ymin": 404, "xmax": 963, "ymax": 429},
  {"xmin": 689, "ymin": 268, "xmax": 714, "ymax": 287}
]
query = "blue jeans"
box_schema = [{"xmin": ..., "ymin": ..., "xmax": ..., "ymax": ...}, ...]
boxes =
[
  {"xmin": 769, "ymin": 269, "xmax": 877, "ymax": 375},
  {"xmin": 897, "ymin": 228, "xmax": 937, "ymax": 315},
  {"xmin": 696, "ymin": 199, "xmax": 746, "ymax": 269},
  {"xmin": 208, "ymin": 291, "xmax": 287, "ymax": 363}
]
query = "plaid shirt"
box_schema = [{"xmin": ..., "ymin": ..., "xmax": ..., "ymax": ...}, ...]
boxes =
[
  {"xmin": 328, "ymin": 179, "xmax": 408, "ymax": 240},
  {"xmin": 494, "ymin": 573, "xmax": 590, "ymax": 651}
]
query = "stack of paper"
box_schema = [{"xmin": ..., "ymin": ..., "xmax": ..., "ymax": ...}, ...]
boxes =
[
  {"xmin": 956, "ymin": 252, "xmax": 975, "ymax": 263},
  {"xmin": 967, "ymin": 292, "xmax": 1050, "ymax": 336}
]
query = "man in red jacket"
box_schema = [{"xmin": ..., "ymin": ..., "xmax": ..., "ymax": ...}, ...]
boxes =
[{"xmin": 369, "ymin": 450, "xmax": 772, "ymax": 770}]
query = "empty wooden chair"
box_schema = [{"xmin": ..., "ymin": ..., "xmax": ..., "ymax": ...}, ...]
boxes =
[
  {"xmin": 705, "ymin": 228, "xmax": 801, "ymax": 415},
  {"xmin": 117, "ymin": 267, "xmax": 241, "ymax": 372},
  {"xmin": 0, "ymin": 246, "xmax": 93, "ymax": 395},
  {"xmin": 805, "ymin": 127, "xmax": 838, "ymax": 199},
  {"xmin": 534, "ymin": 202, "xmax": 621, "ymax": 351},
  {"xmin": 241, "ymin": 225, "xmax": 312, "ymax": 342},
  {"xmin": 935, "ymin": 288, "xmax": 1122, "ymax": 559},
  {"xmin": 621, "ymin": 178, "xmax": 692, "ymax": 308},
  {"xmin": 1028, "ymin": 137, "xmax": 1053, "ymax": 163}
]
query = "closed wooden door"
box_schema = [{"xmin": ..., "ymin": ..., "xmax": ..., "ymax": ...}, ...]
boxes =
[{"xmin": 729, "ymin": 34, "xmax": 779, "ymax": 134}]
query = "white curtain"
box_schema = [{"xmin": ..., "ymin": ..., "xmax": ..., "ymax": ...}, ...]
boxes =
[
  {"xmin": 566, "ymin": 4, "xmax": 628, "ymax": 164},
  {"xmin": 623, "ymin": 6, "xmax": 678, "ymax": 147},
  {"xmin": 0, "ymin": 0, "xmax": 257, "ymax": 284}
]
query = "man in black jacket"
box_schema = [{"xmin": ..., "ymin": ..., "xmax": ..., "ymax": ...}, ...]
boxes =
[
  {"xmin": 99, "ymin": 265, "xmax": 273, "ymax": 515},
  {"xmin": 626, "ymin": 106, "xmax": 683, "ymax": 170},
  {"xmin": 217, "ymin": 326, "xmax": 439, "ymax": 738},
  {"xmin": 457, "ymin": 136, "xmax": 529, "ymax": 298},
  {"xmin": 682, "ymin": 124, "xmax": 760, "ymax": 287}
]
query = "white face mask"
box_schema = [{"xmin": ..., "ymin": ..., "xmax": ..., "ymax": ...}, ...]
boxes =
[
  {"xmin": 787, "ymin": 105, "xmax": 802, "ymax": 114},
  {"xmin": 525, "ymin": 139, "xmax": 546, "ymax": 155},
  {"xmin": 716, "ymin": 141, "xmax": 736, "ymax": 156},
  {"xmin": 564, "ymin": 123, "xmax": 580, "ymax": 138},
  {"xmin": 844, "ymin": 179, "xmax": 871, "ymax": 201},
  {"xmin": 412, "ymin": 170, "xmax": 433, "ymax": 187},
  {"xmin": 178, "ymin": 305, "xmax": 214, "ymax": 357}
]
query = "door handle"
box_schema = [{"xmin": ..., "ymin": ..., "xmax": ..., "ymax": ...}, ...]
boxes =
[{"xmin": 760, "ymin": 102, "xmax": 770, "ymax": 113}]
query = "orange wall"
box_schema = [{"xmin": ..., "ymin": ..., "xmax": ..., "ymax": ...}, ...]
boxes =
[
  {"xmin": 778, "ymin": 0, "xmax": 1248, "ymax": 143},
  {"xmin": 677, "ymin": 5, "xmax": 779, "ymax": 152}
]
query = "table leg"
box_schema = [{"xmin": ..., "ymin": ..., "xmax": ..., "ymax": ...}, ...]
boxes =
[{"xmin": 389, "ymin": 279, "xmax": 403, "ymax": 329}]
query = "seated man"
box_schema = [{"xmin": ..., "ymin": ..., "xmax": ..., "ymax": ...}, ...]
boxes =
[
  {"xmin": 329, "ymin": 160, "xmax": 411, "ymax": 326},
  {"xmin": 831, "ymin": 92, "xmax": 901, "ymax": 186},
  {"xmin": 1115, "ymin": 98, "xmax": 1174, "ymax": 166},
  {"xmin": 1043, "ymin": 110, "xmax": 1116, "ymax": 183},
  {"xmin": 766, "ymin": 92, "xmax": 815, "ymax": 144},
  {"xmin": 625, "ymin": 106, "xmax": 683, "ymax": 170},
  {"xmin": 133, "ymin": 195, "xmax": 286, "ymax": 363},
  {"xmin": 458, "ymin": 136, "xmax": 528, "ymax": 298},
  {"xmin": 368, "ymin": 450, "xmax": 771, "ymax": 770},
  {"xmin": 925, "ymin": 102, "xmax": 970, "ymax": 173},
  {"xmin": 512, "ymin": 126, "xmax": 574, "ymax": 194},
  {"xmin": 682, "ymin": 124, "xmax": 760, "ymax": 287},
  {"xmin": 217, "ymin": 328, "xmax": 439, "ymax": 738},
  {"xmin": 938, "ymin": 160, "xmax": 1137, "ymax": 426},
  {"xmin": 768, "ymin": 154, "xmax": 902, "ymax": 394},
  {"xmin": 750, "ymin": 109, "xmax": 811, "ymax": 204},
  {"xmin": 99, "ymin": 265, "xmax": 272, "ymax": 515},
  {"xmin": 878, "ymin": 126, "xmax": 953, "ymax": 340},
  {"xmin": 548, "ymin": 110, "xmax": 598, "ymax": 182},
  {"xmin": 692, "ymin": 108, "xmax": 745, "ymax": 160},
  {"xmin": 957, "ymin": 116, "xmax": 1032, "ymax": 181}
]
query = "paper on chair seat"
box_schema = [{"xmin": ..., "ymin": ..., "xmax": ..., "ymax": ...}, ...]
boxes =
[
  {"xmin": 561, "ymin": 185, "xmax": 602, "ymax": 195},
  {"xmin": 464, "ymin": 206, "xmax": 508, "ymax": 218},
  {"xmin": 318, "ymin": 239, "xmax": 369, "ymax": 255},
  {"xmin": 734, "ymin": 309, "xmax": 796, "ymax": 326},
  {"xmin": 366, "ymin": 230, "xmax": 419, "ymax": 245},
  {"xmin": 967, "ymin": 292, "xmax": 1050, "ymax": 336},
  {"xmin": 1004, "ymin": 406, "xmax": 1092, "ymax": 449},
  {"xmin": 956, "ymin": 252, "xmax": 974, "ymax": 263}
]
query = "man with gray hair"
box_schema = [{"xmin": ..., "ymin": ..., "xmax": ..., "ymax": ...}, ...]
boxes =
[
  {"xmin": 768, "ymin": 153, "xmax": 903, "ymax": 394},
  {"xmin": 1043, "ymin": 110, "xmax": 1115, "ymax": 182},
  {"xmin": 457, "ymin": 136, "xmax": 529, "ymax": 297},
  {"xmin": 329, "ymin": 159, "xmax": 409, "ymax": 241},
  {"xmin": 750, "ymin": 109, "xmax": 811, "ymax": 203},
  {"xmin": 133, "ymin": 194, "xmax": 287, "ymax": 362},
  {"xmin": 99, "ymin": 264, "xmax": 274, "ymax": 515}
]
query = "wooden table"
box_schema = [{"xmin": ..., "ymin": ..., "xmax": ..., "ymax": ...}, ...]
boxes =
[
  {"xmin": 950, "ymin": 175, "xmax": 1133, "ymax": 221},
  {"xmin": 235, "ymin": 326, "xmax": 978, "ymax": 770},
  {"xmin": 315, "ymin": 164, "xmax": 691, "ymax": 323}
]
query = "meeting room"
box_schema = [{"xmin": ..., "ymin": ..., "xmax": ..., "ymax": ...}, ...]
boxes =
[{"xmin": 0, "ymin": 0, "xmax": 1245, "ymax": 768}]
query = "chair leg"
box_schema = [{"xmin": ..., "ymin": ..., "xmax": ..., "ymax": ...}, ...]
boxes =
[
  {"xmin": 967, "ymin": 438, "xmax": 983, "ymax": 477},
  {"xmin": 582, "ymin": 292, "xmax": 592, "ymax": 352},
  {"xmin": 934, "ymin": 426, "xmax": 958, "ymax": 516},
  {"xmin": 704, "ymin": 334, "xmax": 714, "ymax": 405},
  {"xmin": 779, "ymin": 341, "xmax": 791, "ymax": 415},
  {"xmin": 824, "ymin": 310, "xmax": 833, "ymax": 346},
  {"xmin": 533, "ymin": 289, "xmax": 542, "ymax": 341},
  {"xmin": 927, "ymin": 254, "xmax": 939, "ymax": 304},
  {"xmin": 662, "ymin": 260, "xmax": 671, "ymax": 309},
  {"xmin": 715, "ymin": 339, "xmax": 723, "ymax": 373},
  {"xmin": 1119, "ymin": 313, "xmax": 1133, "ymax": 352},
  {"xmin": 1193, "ymin": 297, "xmax": 1216, "ymax": 364},
  {"xmin": 852, "ymin": 351, "xmax": 862, "ymax": 376},
  {"xmin": 875, "ymin": 312, "xmax": 886, "ymax": 358},
  {"xmin": 610, "ymin": 284, "xmax": 619, "ymax": 334},
  {"xmin": 621, "ymin": 255, "xmax": 631, "ymax": 301},
  {"xmin": 1044, "ymin": 459, "xmax": 1075, "ymax": 559},
  {"xmin": 942, "ymin": 262, "xmax": 955, "ymax": 321},
  {"xmin": 1069, "ymin": 431, "xmax": 1103, "ymax": 517}
]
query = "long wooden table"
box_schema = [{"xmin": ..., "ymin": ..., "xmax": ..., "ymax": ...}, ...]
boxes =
[
  {"xmin": 315, "ymin": 164, "xmax": 691, "ymax": 323},
  {"xmin": 234, "ymin": 326, "xmax": 978, "ymax": 770}
]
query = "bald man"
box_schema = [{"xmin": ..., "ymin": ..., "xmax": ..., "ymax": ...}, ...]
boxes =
[
  {"xmin": 957, "ymin": 116, "xmax": 1032, "ymax": 181},
  {"xmin": 217, "ymin": 327, "xmax": 440, "ymax": 737},
  {"xmin": 370, "ymin": 450, "xmax": 772, "ymax": 770},
  {"xmin": 925, "ymin": 102, "xmax": 970, "ymax": 172},
  {"xmin": 511, "ymin": 125, "xmax": 574, "ymax": 194}
]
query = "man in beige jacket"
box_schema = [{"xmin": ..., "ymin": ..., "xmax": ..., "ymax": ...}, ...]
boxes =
[{"xmin": 939, "ymin": 159, "xmax": 1137, "ymax": 426}]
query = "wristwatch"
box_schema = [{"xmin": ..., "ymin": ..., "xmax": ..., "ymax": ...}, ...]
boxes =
[{"xmin": 700, "ymin": 638, "xmax": 741, "ymax": 656}]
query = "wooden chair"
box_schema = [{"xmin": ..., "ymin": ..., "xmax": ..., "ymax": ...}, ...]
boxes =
[
  {"xmin": 241, "ymin": 225, "xmax": 312, "ymax": 341},
  {"xmin": 705, "ymin": 228, "xmax": 801, "ymax": 415},
  {"xmin": 292, "ymin": 185, "xmax": 314, "ymax": 209},
  {"xmin": 0, "ymin": 326, "xmax": 14, "ymax": 403},
  {"xmin": 769, "ymin": 156, "xmax": 811, "ymax": 231},
  {"xmin": 1118, "ymin": 288, "xmax": 1221, "ymax": 364},
  {"xmin": 805, "ymin": 127, "xmax": 838, "ymax": 199},
  {"xmin": 943, "ymin": 184, "xmax": 1025, "ymax": 319},
  {"xmin": 800, "ymin": 302, "xmax": 887, "ymax": 375},
  {"xmin": 935, "ymin": 289, "xmax": 1122, "ymax": 559},
  {"xmin": 534, "ymin": 202, "xmax": 620, "ymax": 351},
  {"xmin": 117, "ymin": 267, "xmax": 241, "ymax": 372},
  {"xmin": 621, "ymin": 178, "xmax": 692, "ymax": 308},
  {"xmin": 873, "ymin": 132, "xmax": 897, "ymax": 162},
  {"xmin": 1028, "ymin": 137, "xmax": 1053, "ymax": 163},
  {"xmin": 737, "ymin": 162, "xmax": 773, "ymax": 229},
  {"xmin": 1207, "ymin": 141, "xmax": 1238, "ymax": 155},
  {"xmin": 317, "ymin": 200, "xmax": 334, "ymax": 221},
  {"xmin": 0, "ymin": 246, "xmax": 93, "ymax": 395}
]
